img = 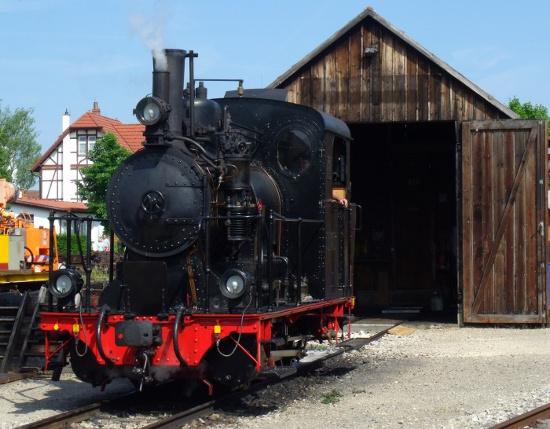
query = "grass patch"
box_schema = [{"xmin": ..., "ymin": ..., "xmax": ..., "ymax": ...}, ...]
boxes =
[{"xmin": 321, "ymin": 389, "xmax": 342, "ymax": 404}]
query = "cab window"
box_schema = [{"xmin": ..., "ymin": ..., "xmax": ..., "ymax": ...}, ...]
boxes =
[
  {"xmin": 332, "ymin": 137, "xmax": 347, "ymax": 186},
  {"xmin": 276, "ymin": 127, "xmax": 312, "ymax": 175}
]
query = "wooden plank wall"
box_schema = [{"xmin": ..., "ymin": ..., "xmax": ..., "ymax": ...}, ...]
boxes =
[
  {"xmin": 281, "ymin": 21, "xmax": 508, "ymax": 124},
  {"xmin": 461, "ymin": 120, "xmax": 547, "ymax": 324}
]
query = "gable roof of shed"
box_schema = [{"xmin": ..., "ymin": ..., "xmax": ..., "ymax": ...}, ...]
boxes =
[{"xmin": 268, "ymin": 6, "xmax": 518, "ymax": 119}]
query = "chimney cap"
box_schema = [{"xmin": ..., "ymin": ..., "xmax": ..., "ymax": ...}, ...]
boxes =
[{"xmin": 62, "ymin": 109, "xmax": 71, "ymax": 132}]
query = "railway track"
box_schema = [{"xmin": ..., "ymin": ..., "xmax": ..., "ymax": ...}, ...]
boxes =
[
  {"xmin": 17, "ymin": 403, "xmax": 103, "ymax": 429},
  {"xmin": 490, "ymin": 403, "xmax": 550, "ymax": 429},
  {"xmin": 17, "ymin": 318, "xmax": 400, "ymax": 429}
]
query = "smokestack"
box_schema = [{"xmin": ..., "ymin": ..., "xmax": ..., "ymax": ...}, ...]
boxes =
[
  {"xmin": 153, "ymin": 49, "xmax": 186, "ymax": 138},
  {"xmin": 92, "ymin": 102, "xmax": 101, "ymax": 115},
  {"xmin": 62, "ymin": 109, "xmax": 70, "ymax": 132}
]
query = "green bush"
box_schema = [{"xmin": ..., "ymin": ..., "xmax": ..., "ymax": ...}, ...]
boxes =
[{"xmin": 56, "ymin": 233, "xmax": 88, "ymax": 255}]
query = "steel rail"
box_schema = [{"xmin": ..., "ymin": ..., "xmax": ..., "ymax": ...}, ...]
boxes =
[
  {"xmin": 15, "ymin": 389, "xmax": 139, "ymax": 429},
  {"xmin": 489, "ymin": 403, "xmax": 550, "ymax": 429},
  {"xmin": 16, "ymin": 403, "xmax": 102, "ymax": 429},
  {"xmin": 140, "ymin": 397, "xmax": 228, "ymax": 429}
]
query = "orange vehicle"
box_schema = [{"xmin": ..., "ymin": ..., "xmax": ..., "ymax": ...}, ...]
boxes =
[{"xmin": 0, "ymin": 179, "xmax": 58, "ymax": 287}]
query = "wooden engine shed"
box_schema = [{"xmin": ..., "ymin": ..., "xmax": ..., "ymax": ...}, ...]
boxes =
[{"xmin": 268, "ymin": 7, "xmax": 548, "ymax": 325}]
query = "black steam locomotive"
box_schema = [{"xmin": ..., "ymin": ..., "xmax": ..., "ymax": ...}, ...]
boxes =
[{"xmin": 41, "ymin": 49, "xmax": 357, "ymax": 393}]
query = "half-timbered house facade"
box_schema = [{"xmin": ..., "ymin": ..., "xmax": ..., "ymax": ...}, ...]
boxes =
[{"xmin": 31, "ymin": 102, "xmax": 143, "ymax": 202}]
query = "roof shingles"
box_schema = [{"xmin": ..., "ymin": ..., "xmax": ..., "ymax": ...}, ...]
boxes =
[{"xmin": 15, "ymin": 196, "xmax": 88, "ymax": 212}]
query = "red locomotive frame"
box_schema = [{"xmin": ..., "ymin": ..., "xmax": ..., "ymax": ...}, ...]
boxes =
[{"xmin": 42, "ymin": 297, "xmax": 354, "ymax": 392}]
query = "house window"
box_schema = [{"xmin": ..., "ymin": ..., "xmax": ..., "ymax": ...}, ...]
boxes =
[
  {"xmin": 78, "ymin": 132, "xmax": 97, "ymax": 157},
  {"xmin": 78, "ymin": 136, "xmax": 87, "ymax": 154},
  {"xmin": 88, "ymin": 136, "xmax": 96, "ymax": 153}
]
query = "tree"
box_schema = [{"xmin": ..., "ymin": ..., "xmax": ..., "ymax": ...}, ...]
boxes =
[
  {"xmin": 508, "ymin": 96, "xmax": 548, "ymax": 119},
  {"xmin": 76, "ymin": 132, "xmax": 131, "ymax": 221},
  {"xmin": 508, "ymin": 96, "xmax": 549, "ymax": 138},
  {"xmin": 509, "ymin": 97, "xmax": 550, "ymax": 189},
  {"xmin": 0, "ymin": 104, "xmax": 41, "ymax": 190}
]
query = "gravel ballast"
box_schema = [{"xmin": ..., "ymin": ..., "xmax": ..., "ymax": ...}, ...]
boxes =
[
  {"xmin": 1, "ymin": 321, "xmax": 550, "ymax": 428},
  {"xmin": 215, "ymin": 322, "xmax": 550, "ymax": 429}
]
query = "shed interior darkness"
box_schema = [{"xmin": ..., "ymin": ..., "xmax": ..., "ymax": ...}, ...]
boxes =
[{"xmin": 349, "ymin": 122, "xmax": 458, "ymax": 320}]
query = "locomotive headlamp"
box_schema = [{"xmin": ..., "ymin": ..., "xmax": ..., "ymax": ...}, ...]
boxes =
[
  {"xmin": 219, "ymin": 269, "xmax": 251, "ymax": 299},
  {"xmin": 134, "ymin": 96, "xmax": 170, "ymax": 126},
  {"xmin": 49, "ymin": 268, "xmax": 83, "ymax": 299}
]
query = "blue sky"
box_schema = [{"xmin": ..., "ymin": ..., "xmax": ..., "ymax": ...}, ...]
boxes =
[{"xmin": 1, "ymin": 0, "xmax": 549, "ymax": 152}]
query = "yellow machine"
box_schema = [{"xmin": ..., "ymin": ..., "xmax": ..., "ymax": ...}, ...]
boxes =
[{"xmin": 0, "ymin": 179, "xmax": 58, "ymax": 287}]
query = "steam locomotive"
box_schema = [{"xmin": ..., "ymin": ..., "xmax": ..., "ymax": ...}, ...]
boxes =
[{"xmin": 40, "ymin": 49, "xmax": 358, "ymax": 393}]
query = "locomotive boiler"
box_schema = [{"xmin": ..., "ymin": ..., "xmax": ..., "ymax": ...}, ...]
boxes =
[{"xmin": 40, "ymin": 49, "xmax": 358, "ymax": 393}]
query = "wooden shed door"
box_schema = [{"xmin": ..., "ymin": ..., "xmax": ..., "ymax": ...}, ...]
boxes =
[{"xmin": 461, "ymin": 119, "xmax": 548, "ymax": 324}]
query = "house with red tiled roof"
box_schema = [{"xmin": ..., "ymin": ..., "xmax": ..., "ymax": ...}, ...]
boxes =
[
  {"xmin": 30, "ymin": 102, "xmax": 144, "ymax": 202},
  {"xmin": 10, "ymin": 197, "xmax": 88, "ymax": 231}
]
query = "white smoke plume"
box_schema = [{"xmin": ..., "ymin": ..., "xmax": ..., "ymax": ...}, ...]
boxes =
[{"xmin": 128, "ymin": 3, "xmax": 169, "ymax": 71}]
